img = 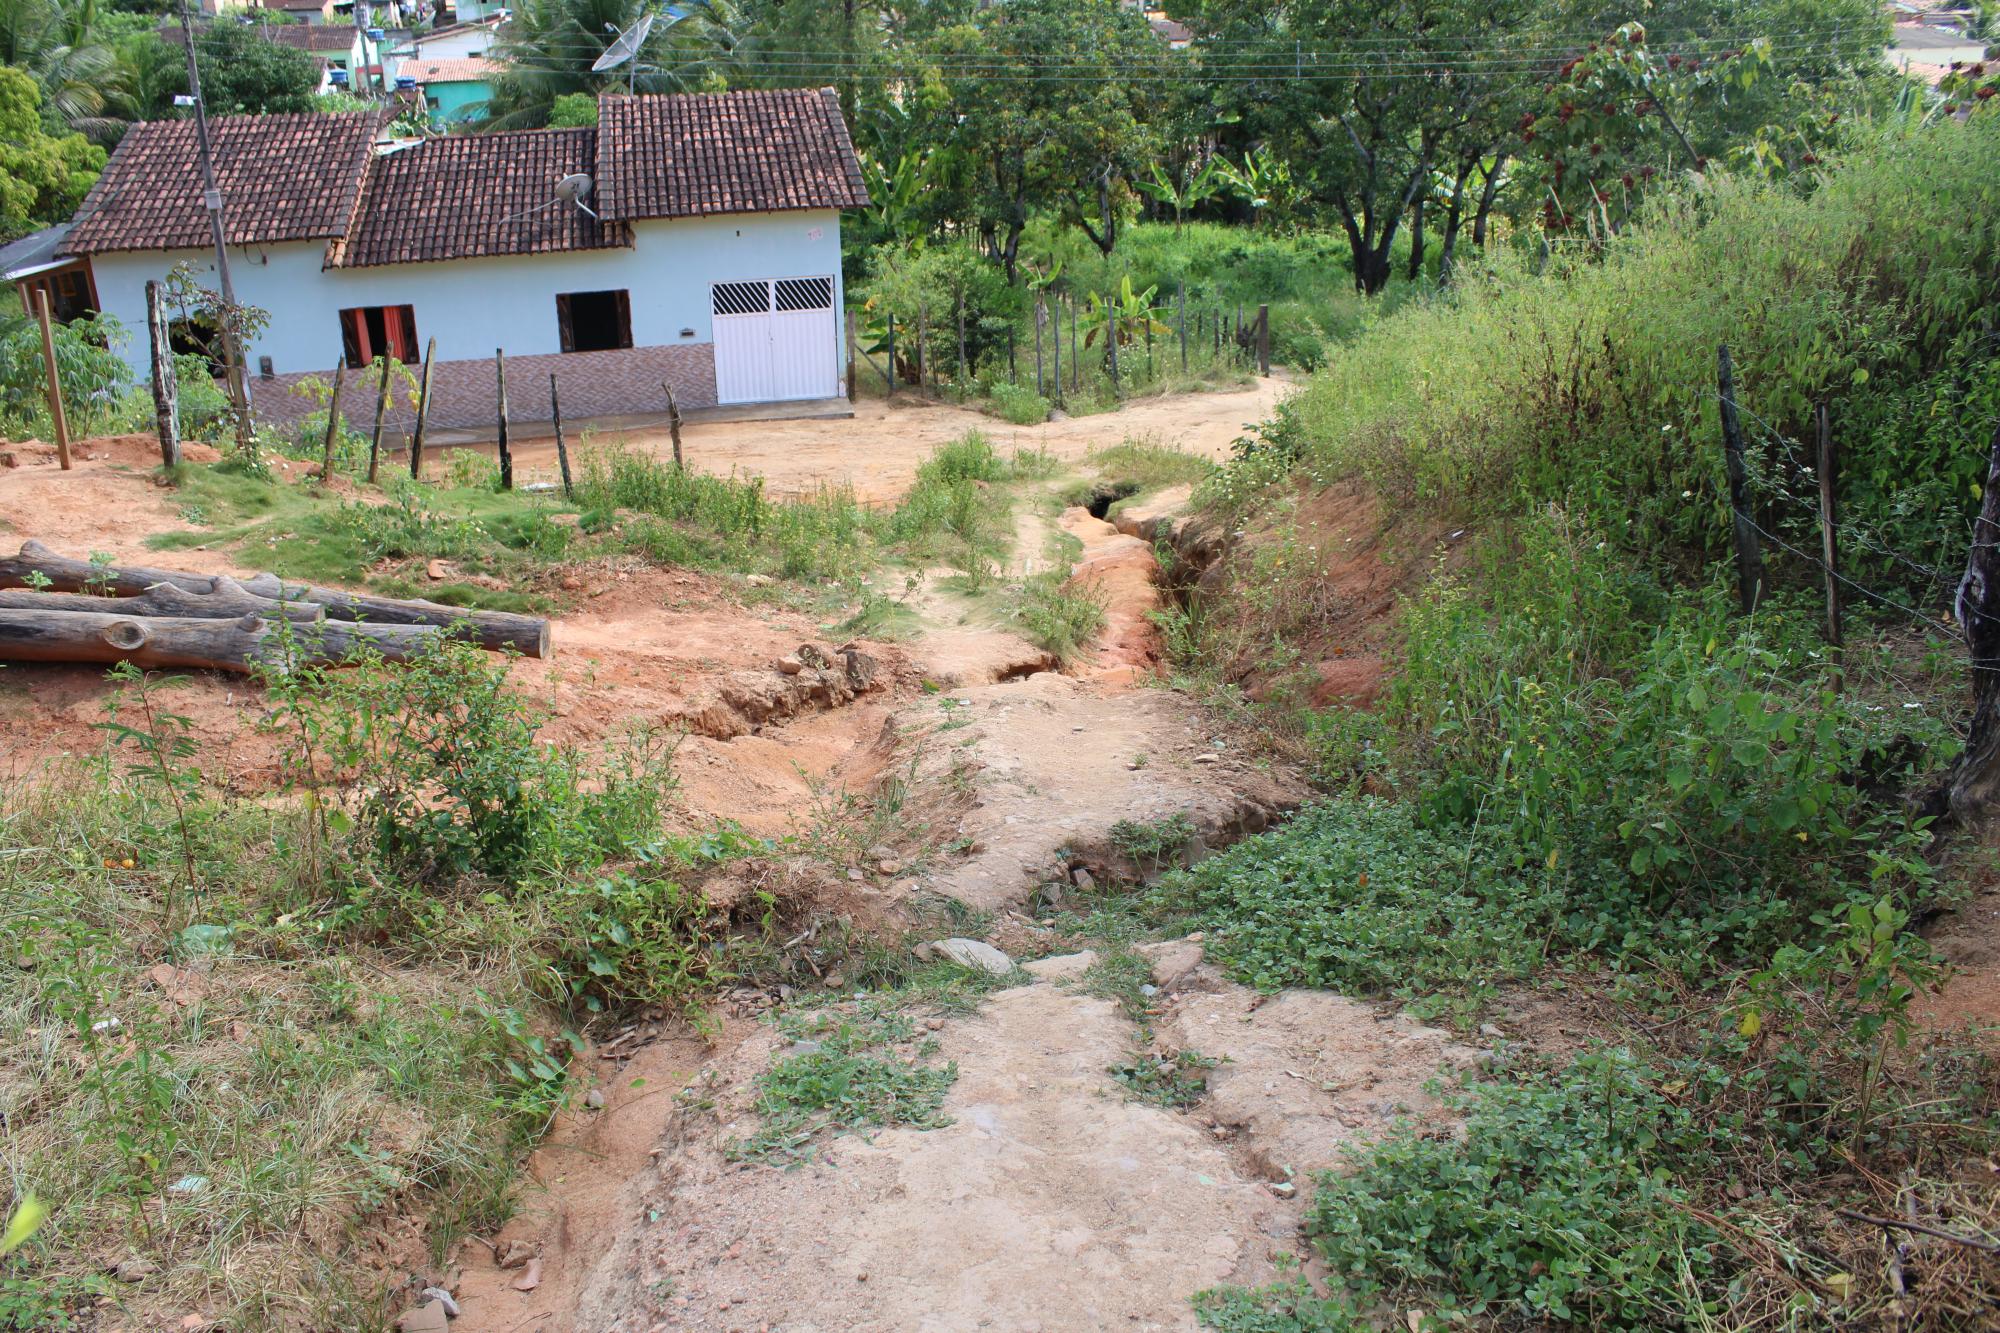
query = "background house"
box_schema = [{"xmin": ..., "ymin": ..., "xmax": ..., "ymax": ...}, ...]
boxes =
[
  {"xmin": 404, "ymin": 55, "xmax": 499, "ymax": 125},
  {"xmin": 65, "ymin": 91, "xmax": 869, "ymax": 434},
  {"xmin": 0, "ymin": 224, "xmax": 96, "ymax": 323}
]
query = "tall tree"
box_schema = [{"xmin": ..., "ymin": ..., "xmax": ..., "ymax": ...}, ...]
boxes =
[
  {"xmin": 0, "ymin": 65, "xmax": 105, "ymax": 236},
  {"xmin": 482, "ymin": 0, "xmax": 740, "ymax": 129}
]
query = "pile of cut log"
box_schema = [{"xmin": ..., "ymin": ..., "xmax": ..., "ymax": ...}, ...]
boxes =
[{"xmin": 0, "ymin": 540, "xmax": 550, "ymax": 674}]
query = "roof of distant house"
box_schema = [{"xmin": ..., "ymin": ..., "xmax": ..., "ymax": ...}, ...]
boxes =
[
  {"xmin": 596, "ymin": 89, "xmax": 869, "ymax": 223},
  {"xmin": 157, "ymin": 20, "xmax": 357, "ymax": 52},
  {"xmin": 0, "ymin": 223, "xmax": 75, "ymax": 280},
  {"xmin": 1149, "ymin": 15, "xmax": 1193, "ymax": 44},
  {"xmin": 67, "ymin": 112, "xmax": 384, "ymax": 254},
  {"xmin": 404, "ymin": 56, "xmax": 501, "ymax": 83},
  {"xmin": 65, "ymin": 89, "xmax": 868, "ymax": 264},
  {"xmin": 260, "ymin": 0, "xmax": 330, "ymax": 12}
]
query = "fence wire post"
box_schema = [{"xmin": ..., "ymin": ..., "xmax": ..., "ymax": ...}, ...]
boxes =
[
  {"xmin": 1717, "ymin": 343, "xmax": 1766, "ymax": 614},
  {"xmin": 550, "ymin": 373, "xmax": 573, "ymax": 500},
  {"xmin": 1817, "ymin": 402, "xmax": 1842, "ymax": 652}
]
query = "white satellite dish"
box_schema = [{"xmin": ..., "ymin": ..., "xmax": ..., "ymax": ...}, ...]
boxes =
[
  {"xmin": 590, "ymin": 11, "xmax": 655, "ymax": 73},
  {"xmin": 555, "ymin": 172, "xmax": 597, "ymax": 219}
]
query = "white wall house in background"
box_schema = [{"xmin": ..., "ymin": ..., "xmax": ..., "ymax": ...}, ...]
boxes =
[{"xmin": 63, "ymin": 90, "xmax": 868, "ymax": 434}]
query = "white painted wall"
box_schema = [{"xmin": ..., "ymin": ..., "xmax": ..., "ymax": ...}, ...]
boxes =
[{"xmin": 89, "ymin": 209, "xmax": 846, "ymax": 386}]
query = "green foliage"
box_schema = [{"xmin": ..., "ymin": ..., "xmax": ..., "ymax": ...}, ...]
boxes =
[
  {"xmin": 182, "ymin": 21, "xmax": 326, "ymax": 114},
  {"xmin": 1108, "ymin": 1048, "xmax": 1217, "ymax": 1108},
  {"xmin": 547, "ymin": 90, "xmax": 599, "ymax": 127},
  {"xmin": 1199, "ymin": 1050, "xmax": 1726, "ymax": 1331},
  {"xmin": 545, "ymin": 860, "xmax": 722, "ymax": 1014},
  {"xmin": 0, "ymin": 312, "xmax": 130, "ymax": 435},
  {"xmin": 727, "ymin": 1001, "xmax": 958, "ymax": 1164},
  {"xmin": 0, "ymin": 66, "xmax": 103, "ymax": 236},
  {"xmin": 988, "ymin": 381, "xmax": 1050, "ymax": 425},
  {"xmin": 1008, "ymin": 568, "xmax": 1107, "ymax": 662}
]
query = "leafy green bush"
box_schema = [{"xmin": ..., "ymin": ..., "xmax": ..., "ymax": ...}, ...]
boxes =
[
  {"xmin": 988, "ymin": 381, "xmax": 1050, "ymax": 424},
  {"xmin": 1158, "ymin": 799, "xmax": 1558, "ymax": 1017},
  {"xmin": 1199, "ymin": 1050, "xmax": 1727, "ymax": 1332},
  {"xmin": 0, "ymin": 313, "xmax": 131, "ymax": 435}
]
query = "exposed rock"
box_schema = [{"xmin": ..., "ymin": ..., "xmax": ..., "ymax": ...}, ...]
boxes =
[
  {"xmin": 584, "ymin": 1087, "xmax": 607, "ymax": 1110},
  {"xmin": 931, "ymin": 938, "xmax": 1015, "ymax": 976},
  {"xmin": 395, "ymin": 1299, "xmax": 450, "ymax": 1332},
  {"xmin": 1137, "ymin": 938, "xmax": 1205, "ymax": 993},
  {"xmin": 112, "ymin": 1256, "xmax": 158, "ymax": 1282},
  {"xmin": 1021, "ymin": 950, "xmax": 1098, "ymax": 981}
]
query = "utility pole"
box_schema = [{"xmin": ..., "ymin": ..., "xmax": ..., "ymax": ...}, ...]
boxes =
[{"xmin": 176, "ymin": 0, "xmax": 254, "ymax": 450}]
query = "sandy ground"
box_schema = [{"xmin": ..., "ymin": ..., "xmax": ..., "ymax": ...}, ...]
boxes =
[{"xmin": 491, "ymin": 379, "xmax": 1289, "ymax": 501}]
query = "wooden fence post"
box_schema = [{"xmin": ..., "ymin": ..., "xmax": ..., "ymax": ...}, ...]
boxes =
[
  {"xmin": 844, "ymin": 307, "xmax": 858, "ymax": 401},
  {"xmin": 1034, "ymin": 296, "xmax": 1045, "ymax": 398},
  {"xmin": 1935, "ymin": 418, "xmax": 2000, "ymax": 830},
  {"xmin": 1717, "ymin": 343, "xmax": 1766, "ymax": 614},
  {"xmin": 145, "ymin": 279, "xmax": 179, "ymax": 469},
  {"xmin": 367, "ymin": 355, "xmax": 391, "ymax": 484},
  {"xmin": 956, "ymin": 289, "xmax": 967, "ymax": 386},
  {"xmin": 1817, "ymin": 402, "xmax": 1842, "ymax": 650},
  {"xmin": 1256, "ymin": 303, "xmax": 1271, "ymax": 375},
  {"xmin": 663, "ymin": 381, "xmax": 684, "ymax": 469},
  {"xmin": 1178, "ymin": 281, "xmax": 1187, "ymax": 374},
  {"xmin": 916, "ymin": 304, "xmax": 928, "ymax": 394},
  {"xmin": 409, "ymin": 336, "xmax": 437, "ymax": 480},
  {"xmin": 550, "ymin": 373, "xmax": 573, "ymax": 499},
  {"xmin": 886, "ymin": 313, "xmax": 896, "ymax": 397},
  {"xmin": 34, "ymin": 288, "xmax": 71, "ymax": 470},
  {"xmin": 1050, "ymin": 297, "xmax": 1061, "ymax": 406},
  {"xmin": 1069, "ymin": 295, "xmax": 1080, "ymax": 394},
  {"xmin": 1105, "ymin": 292, "xmax": 1119, "ymax": 392},
  {"xmin": 494, "ymin": 348, "xmax": 512, "ymax": 491},
  {"xmin": 1008, "ymin": 325, "xmax": 1016, "ymax": 381},
  {"xmin": 318, "ymin": 360, "xmax": 346, "ymax": 481}
]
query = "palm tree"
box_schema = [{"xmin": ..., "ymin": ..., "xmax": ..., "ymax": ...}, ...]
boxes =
[
  {"xmin": 0, "ymin": 0, "xmax": 125, "ymax": 139},
  {"xmin": 481, "ymin": 0, "xmax": 741, "ymax": 130}
]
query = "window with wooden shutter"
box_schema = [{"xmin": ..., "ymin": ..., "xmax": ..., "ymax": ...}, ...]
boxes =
[
  {"xmin": 338, "ymin": 305, "xmax": 419, "ymax": 368},
  {"xmin": 556, "ymin": 290, "xmax": 633, "ymax": 353}
]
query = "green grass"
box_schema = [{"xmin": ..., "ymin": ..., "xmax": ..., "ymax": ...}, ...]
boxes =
[{"xmin": 725, "ymin": 995, "xmax": 960, "ymax": 1165}]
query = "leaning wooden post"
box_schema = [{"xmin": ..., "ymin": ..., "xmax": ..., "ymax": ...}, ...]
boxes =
[
  {"xmin": 955, "ymin": 289, "xmax": 967, "ymax": 387},
  {"xmin": 367, "ymin": 355, "xmax": 391, "ymax": 484},
  {"xmin": 844, "ymin": 307, "xmax": 858, "ymax": 401},
  {"xmin": 1069, "ymin": 296, "xmax": 1080, "ymax": 394},
  {"xmin": 1938, "ymin": 418, "xmax": 2000, "ymax": 830},
  {"xmin": 34, "ymin": 288, "xmax": 71, "ymax": 470},
  {"xmin": 1256, "ymin": 303, "xmax": 1271, "ymax": 375},
  {"xmin": 885, "ymin": 313, "xmax": 896, "ymax": 397},
  {"xmin": 1814, "ymin": 403, "xmax": 1843, "ymax": 650},
  {"xmin": 549, "ymin": 374, "xmax": 573, "ymax": 499},
  {"xmin": 1716, "ymin": 343, "xmax": 1766, "ymax": 615},
  {"xmin": 1050, "ymin": 297, "xmax": 1062, "ymax": 407},
  {"xmin": 662, "ymin": 381, "xmax": 683, "ymax": 469},
  {"xmin": 409, "ymin": 336, "xmax": 437, "ymax": 480},
  {"xmin": 494, "ymin": 348, "xmax": 512, "ymax": 490},
  {"xmin": 144, "ymin": 280, "xmax": 180, "ymax": 469},
  {"xmin": 318, "ymin": 360, "xmax": 347, "ymax": 481}
]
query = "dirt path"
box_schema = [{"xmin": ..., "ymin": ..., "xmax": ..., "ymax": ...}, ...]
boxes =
[{"xmin": 495, "ymin": 379, "xmax": 1290, "ymax": 500}]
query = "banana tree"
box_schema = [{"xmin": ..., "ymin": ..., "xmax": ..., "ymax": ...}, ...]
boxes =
[
  {"xmin": 1212, "ymin": 146, "xmax": 1300, "ymax": 230},
  {"xmin": 863, "ymin": 151, "xmax": 932, "ymax": 248},
  {"xmin": 1082, "ymin": 276, "xmax": 1169, "ymax": 351},
  {"xmin": 1135, "ymin": 156, "xmax": 1224, "ymax": 232}
]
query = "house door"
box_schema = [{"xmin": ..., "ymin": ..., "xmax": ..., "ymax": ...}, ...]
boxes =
[{"xmin": 711, "ymin": 277, "xmax": 837, "ymax": 405}]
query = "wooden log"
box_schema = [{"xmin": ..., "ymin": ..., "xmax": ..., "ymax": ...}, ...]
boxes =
[
  {"xmin": 663, "ymin": 381, "xmax": 683, "ymax": 470},
  {"xmin": 237, "ymin": 573, "xmax": 550, "ymax": 657},
  {"xmin": 0, "ymin": 608, "xmax": 446, "ymax": 674},
  {"xmin": 0, "ymin": 541, "xmax": 551, "ymax": 657},
  {"xmin": 0, "ymin": 539, "xmax": 216, "ymax": 597},
  {"xmin": 145, "ymin": 279, "xmax": 180, "ymax": 469},
  {"xmin": 0, "ymin": 576, "xmax": 323, "ymax": 621}
]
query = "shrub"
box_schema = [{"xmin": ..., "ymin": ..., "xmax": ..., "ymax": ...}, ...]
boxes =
[{"xmin": 988, "ymin": 381, "xmax": 1050, "ymax": 424}]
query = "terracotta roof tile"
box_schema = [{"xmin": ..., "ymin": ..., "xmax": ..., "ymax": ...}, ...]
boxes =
[
  {"xmin": 67, "ymin": 112, "xmax": 383, "ymax": 254},
  {"xmin": 405, "ymin": 56, "xmax": 502, "ymax": 83},
  {"xmin": 327, "ymin": 128, "xmax": 631, "ymax": 269},
  {"xmin": 595, "ymin": 88, "xmax": 868, "ymax": 222},
  {"xmin": 157, "ymin": 21, "xmax": 357, "ymax": 53}
]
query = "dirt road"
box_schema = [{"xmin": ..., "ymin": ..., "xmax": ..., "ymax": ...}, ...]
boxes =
[{"xmin": 497, "ymin": 378, "xmax": 1289, "ymax": 500}]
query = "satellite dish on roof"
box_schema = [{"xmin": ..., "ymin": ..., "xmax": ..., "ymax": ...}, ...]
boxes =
[
  {"xmin": 590, "ymin": 11, "xmax": 655, "ymax": 73},
  {"xmin": 556, "ymin": 172, "xmax": 597, "ymax": 219}
]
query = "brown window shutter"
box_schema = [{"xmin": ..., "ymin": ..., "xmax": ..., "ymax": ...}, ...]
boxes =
[
  {"xmin": 556, "ymin": 294, "xmax": 575, "ymax": 353},
  {"xmin": 341, "ymin": 309, "xmax": 367, "ymax": 368},
  {"xmin": 616, "ymin": 289, "xmax": 632, "ymax": 349}
]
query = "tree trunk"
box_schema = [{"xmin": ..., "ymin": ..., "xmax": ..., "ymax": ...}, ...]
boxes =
[
  {"xmin": 1941, "ymin": 420, "xmax": 2000, "ymax": 831},
  {"xmin": 0, "ymin": 576, "xmax": 322, "ymax": 621},
  {"xmin": 145, "ymin": 279, "xmax": 180, "ymax": 469},
  {"xmin": 0, "ymin": 609, "xmax": 446, "ymax": 674},
  {"xmin": 0, "ymin": 541, "xmax": 551, "ymax": 657},
  {"xmin": 1471, "ymin": 153, "xmax": 1508, "ymax": 250},
  {"xmin": 1406, "ymin": 194, "xmax": 1427, "ymax": 282}
]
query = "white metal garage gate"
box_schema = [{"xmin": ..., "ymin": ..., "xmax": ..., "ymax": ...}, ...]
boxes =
[{"xmin": 711, "ymin": 276, "xmax": 839, "ymax": 405}]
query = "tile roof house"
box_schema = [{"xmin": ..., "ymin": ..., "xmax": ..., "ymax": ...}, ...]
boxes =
[
  {"xmin": 401, "ymin": 55, "xmax": 501, "ymax": 127},
  {"xmin": 68, "ymin": 89, "xmax": 868, "ymax": 434}
]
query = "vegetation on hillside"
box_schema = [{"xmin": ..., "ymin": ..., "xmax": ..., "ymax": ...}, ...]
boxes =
[{"xmin": 1161, "ymin": 115, "xmax": 2000, "ymax": 1330}]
